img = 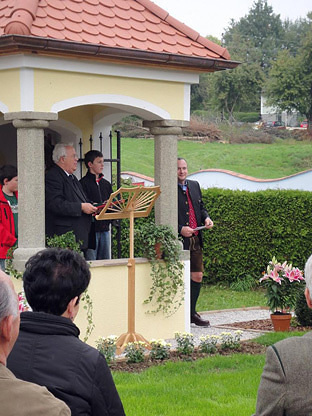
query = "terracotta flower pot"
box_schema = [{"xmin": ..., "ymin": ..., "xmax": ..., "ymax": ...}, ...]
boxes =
[
  {"xmin": 154, "ymin": 242, "xmax": 163, "ymax": 260},
  {"xmin": 270, "ymin": 313, "xmax": 291, "ymax": 332}
]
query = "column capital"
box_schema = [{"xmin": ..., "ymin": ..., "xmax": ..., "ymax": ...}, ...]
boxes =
[
  {"xmin": 143, "ymin": 119, "xmax": 189, "ymax": 136},
  {"xmin": 4, "ymin": 111, "xmax": 58, "ymax": 122}
]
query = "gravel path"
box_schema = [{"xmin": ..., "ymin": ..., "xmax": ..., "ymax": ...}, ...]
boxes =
[{"xmin": 166, "ymin": 307, "xmax": 272, "ymax": 348}]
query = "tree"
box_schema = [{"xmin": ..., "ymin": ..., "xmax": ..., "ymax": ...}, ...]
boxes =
[
  {"xmin": 282, "ymin": 18, "xmax": 311, "ymax": 56},
  {"xmin": 191, "ymin": 73, "xmax": 210, "ymax": 111},
  {"xmin": 265, "ymin": 14, "xmax": 312, "ymax": 131},
  {"xmin": 190, "ymin": 1, "xmax": 310, "ymax": 118},
  {"xmin": 223, "ymin": 0, "xmax": 285, "ymax": 72},
  {"xmin": 209, "ymin": 62, "xmax": 264, "ymax": 120}
]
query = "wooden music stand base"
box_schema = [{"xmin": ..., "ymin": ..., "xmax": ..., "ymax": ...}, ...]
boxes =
[{"xmin": 116, "ymin": 332, "xmax": 151, "ymax": 355}]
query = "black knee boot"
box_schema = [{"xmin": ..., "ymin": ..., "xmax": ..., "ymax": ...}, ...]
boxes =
[
  {"xmin": 191, "ymin": 280, "xmax": 201, "ymax": 317},
  {"xmin": 190, "ymin": 281, "xmax": 210, "ymax": 326}
]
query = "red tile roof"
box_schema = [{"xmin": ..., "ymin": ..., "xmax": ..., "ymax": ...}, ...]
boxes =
[{"xmin": 0, "ymin": 0, "xmax": 239, "ymax": 70}]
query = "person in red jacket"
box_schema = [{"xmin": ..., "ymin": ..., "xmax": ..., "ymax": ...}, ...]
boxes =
[{"xmin": 0, "ymin": 165, "xmax": 18, "ymax": 271}]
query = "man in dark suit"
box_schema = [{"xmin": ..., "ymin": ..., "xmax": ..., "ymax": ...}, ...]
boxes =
[
  {"xmin": 253, "ymin": 254, "xmax": 312, "ymax": 415},
  {"xmin": 45, "ymin": 143, "xmax": 97, "ymax": 251},
  {"xmin": 177, "ymin": 157, "xmax": 213, "ymax": 327}
]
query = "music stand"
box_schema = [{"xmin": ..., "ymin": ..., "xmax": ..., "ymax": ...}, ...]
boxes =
[{"xmin": 96, "ymin": 186, "xmax": 161, "ymax": 353}]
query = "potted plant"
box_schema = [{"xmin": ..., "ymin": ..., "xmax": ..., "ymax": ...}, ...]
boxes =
[
  {"xmin": 260, "ymin": 256, "xmax": 305, "ymax": 331},
  {"xmin": 135, "ymin": 221, "xmax": 184, "ymax": 316}
]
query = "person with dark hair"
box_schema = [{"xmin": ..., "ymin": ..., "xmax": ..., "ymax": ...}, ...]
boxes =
[
  {"xmin": 80, "ymin": 150, "xmax": 113, "ymax": 260},
  {"xmin": 7, "ymin": 248, "xmax": 125, "ymax": 416},
  {"xmin": 45, "ymin": 143, "xmax": 97, "ymax": 253},
  {"xmin": 0, "ymin": 165, "xmax": 18, "ymax": 271},
  {"xmin": 0, "ymin": 270, "xmax": 71, "ymax": 416},
  {"xmin": 177, "ymin": 158, "xmax": 213, "ymax": 327}
]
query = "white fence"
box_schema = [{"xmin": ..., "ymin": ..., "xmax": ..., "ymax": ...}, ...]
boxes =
[{"xmin": 122, "ymin": 169, "xmax": 312, "ymax": 192}]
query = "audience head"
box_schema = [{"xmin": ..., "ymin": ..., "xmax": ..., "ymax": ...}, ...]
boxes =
[
  {"xmin": 0, "ymin": 271, "xmax": 20, "ymax": 362},
  {"xmin": 0, "ymin": 271, "xmax": 18, "ymax": 321},
  {"xmin": 305, "ymin": 254, "xmax": 312, "ymax": 305},
  {"xmin": 23, "ymin": 248, "xmax": 91, "ymax": 316},
  {"xmin": 52, "ymin": 143, "xmax": 78, "ymax": 174}
]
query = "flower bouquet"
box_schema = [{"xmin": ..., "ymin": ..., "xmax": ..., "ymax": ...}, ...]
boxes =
[{"xmin": 260, "ymin": 257, "xmax": 304, "ymax": 330}]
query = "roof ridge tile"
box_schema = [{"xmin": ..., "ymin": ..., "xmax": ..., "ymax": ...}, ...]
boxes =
[
  {"xmin": 198, "ymin": 36, "xmax": 230, "ymax": 60},
  {"xmin": 5, "ymin": 0, "xmax": 39, "ymax": 35}
]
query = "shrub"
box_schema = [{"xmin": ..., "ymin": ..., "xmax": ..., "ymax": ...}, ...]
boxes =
[
  {"xmin": 233, "ymin": 112, "xmax": 260, "ymax": 122},
  {"xmin": 174, "ymin": 332, "xmax": 195, "ymax": 356},
  {"xmin": 113, "ymin": 115, "xmax": 150, "ymax": 138},
  {"xmin": 124, "ymin": 341, "xmax": 147, "ymax": 363},
  {"xmin": 230, "ymin": 274, "xmax": 257, "ymax": 292},
  {"xmin": 229, "ymin": 129, "xmax": 274, "ymax": 144},
  {"xmin": 46, "ymin": 230, "xmax": 82, "ymax": 253},
  {"xmin": 150, "ymin": 339, "xmax": 171, "ymax": 360},
  {"xmin": 295, "ymin": 289, "xmax": 312, "ymax": 326},
  {"xmin": 199, "ymin": 335, "xmax": 220, "ymax": 353},
  {"xmin": 220, "ymin": 331, "xmax": 243, "ymax": 349},
  {"xmin": 182, "ymin": 116, "xmax": 222, "ymax": 141},
  {"xmin": 202, "ymin": 189, "xmax": 312, "ymax": 285},
  {"xmin": 96, "ymin": 336, "xmax": 117, "ymax": 365}
]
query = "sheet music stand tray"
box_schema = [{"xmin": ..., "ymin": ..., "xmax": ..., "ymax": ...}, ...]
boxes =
[{"xmin": 96, "ymin": 186, "xmax": 161, "ymax": 353}]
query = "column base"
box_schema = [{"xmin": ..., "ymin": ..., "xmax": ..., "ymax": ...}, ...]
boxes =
[{"xmin": 12, "ymin": 247, "xmax": 45, "ymax": 272}]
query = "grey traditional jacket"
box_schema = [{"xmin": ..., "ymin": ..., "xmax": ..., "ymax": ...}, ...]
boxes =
[
  {"xmin": 254, "ymin": 331, "xmax": 312, "ymax": 415},
  {"xmin": 0, "ymin": 364, "xmax": 70, "ymax": 416}
]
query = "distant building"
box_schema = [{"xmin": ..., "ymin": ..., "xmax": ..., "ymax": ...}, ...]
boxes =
[{"xmin": 261, "ymin": 95, "xmax": 299, "ymax": 127}]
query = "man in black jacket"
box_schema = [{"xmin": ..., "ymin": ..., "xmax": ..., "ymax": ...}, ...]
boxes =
[
  {"xmin": 45, "ymin": 143, "xmax": 97, "ymax": 252},
  {"xmin": 7, "ymin": 248, "xmax": 125, "ymax": 416},
  {"xmin": 178, "ymin": 158, "xmax": 213, "ymax": 327},
  {"xmin": 80, "ymin": 150, "xmax": 113, "ymax": 260}
]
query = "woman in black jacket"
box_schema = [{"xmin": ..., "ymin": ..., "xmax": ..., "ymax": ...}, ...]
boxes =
[{"xmin": 7, "ymin": 248, "xmax": 125, "ymax": 416}]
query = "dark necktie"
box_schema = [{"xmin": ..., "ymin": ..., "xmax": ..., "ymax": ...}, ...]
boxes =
[
  {"xmin": 186, "ymin": 187, "xmax": 198, "ymax": 235},
  {"xmin": 70, "ymin": 175, "xmax": 86, "ymax": 202}
]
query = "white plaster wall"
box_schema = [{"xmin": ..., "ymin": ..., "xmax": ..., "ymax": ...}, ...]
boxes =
[
  {"xmin": 188, "ymin": 169, "xmax": 312, "ymax": 191},
  {"xmin": 122, "ymin": 169, "xmax": 312, "ymax": 192}
]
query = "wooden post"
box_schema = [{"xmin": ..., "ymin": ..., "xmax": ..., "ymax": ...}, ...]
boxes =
[{"xmin": 96, "ymin": 186, "xmax": 161, "ymax": 353}]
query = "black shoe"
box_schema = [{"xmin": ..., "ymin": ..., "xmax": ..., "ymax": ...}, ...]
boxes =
[{"xmin": 191, "ymin": 314, "xmax": 210, "ymax": 327}]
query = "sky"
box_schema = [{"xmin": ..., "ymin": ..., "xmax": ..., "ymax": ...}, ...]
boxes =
[{"xmin": 153, "ymin": 0, "xmax": 311, "ymax": 39}]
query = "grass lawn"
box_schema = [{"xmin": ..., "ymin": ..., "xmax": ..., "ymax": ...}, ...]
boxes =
[
  {"xmin": 116, "ymin": 138, "xmax": 312, "ymax": 179},
  {"xmin": 197, "ymin": 284, "xmax": 266, "ymax": 312},
  {"xmin": 112, "ymin": 332, "xmax": 307, "ymax": 416},
  {"xmin": 114, "ymin": 354, "xmax": 265, "ymax": 416}
]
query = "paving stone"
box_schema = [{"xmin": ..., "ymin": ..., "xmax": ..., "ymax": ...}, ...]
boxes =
[{"xmin": 166, "ymin": 307, "xmax": 271, "ymax": 348}]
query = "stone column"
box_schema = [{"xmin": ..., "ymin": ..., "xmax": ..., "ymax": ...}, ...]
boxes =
[
  {"xmin": 143, "ymin": 120, "xmax": 189, "ymax": 232},
  {"xmin": 4, "ymin": 112, "xmax": 58, "ymax": 271}
]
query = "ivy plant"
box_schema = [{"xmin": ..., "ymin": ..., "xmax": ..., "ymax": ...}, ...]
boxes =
[{"xmin": 135, "ymin": 222, "xmax": 184, "ymax": 316}]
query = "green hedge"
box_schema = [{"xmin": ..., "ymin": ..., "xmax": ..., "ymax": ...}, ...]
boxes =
[
  {"xmin": 202, "ymin": 188, "xmax": 312, "ymax": 284},
  {"xmin": 233, "ymin": 112, "xmax": 260, "ymax": 122},
  {"xmin": 112, "ymin": 189, "xmax": 312, "ymax": 285}
]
